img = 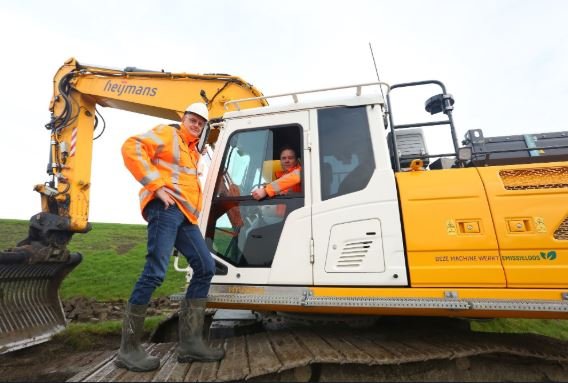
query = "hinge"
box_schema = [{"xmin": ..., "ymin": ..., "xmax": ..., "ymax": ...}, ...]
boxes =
[{"xmin": 309, "ymin": 238, "xmax": 314, "ymax": 264}]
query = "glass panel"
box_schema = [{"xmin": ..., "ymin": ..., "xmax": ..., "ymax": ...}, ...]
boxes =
[
  {"xmin": 207, "ymin": 124, "xmax": 304, "ymax": 268},
  {"xmin": 318, "ymin": 106, "xmax": 375, "ymax": 201},
  {"xmin": 207, "ymin": 199, "xmax": 303, "ymax": 267},
  {"xmin": 216, "ymin": 130, "xmax": 273, "ymax": 198}
]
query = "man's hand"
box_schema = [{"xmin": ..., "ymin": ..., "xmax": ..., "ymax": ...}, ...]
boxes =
[
  {"xmin": 155, "ymin": 187, "xmax": 176, "ymax": 208},
  {"xmin": 251, "ymin": 186, "xmax": 267, "ymax": 201}
]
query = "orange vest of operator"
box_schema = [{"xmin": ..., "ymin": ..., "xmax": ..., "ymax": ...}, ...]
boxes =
[
  {"xmin": 121, "ymin": 124, "xmax": 202, "ymax": 224},
  {"xmin": 265, "ymin": 163, "xmax": 302, "ymax": 197}
]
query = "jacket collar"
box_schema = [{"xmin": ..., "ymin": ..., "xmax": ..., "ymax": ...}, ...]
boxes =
[{"xmin": 178, "ymin": 124, "xmax": 199, "ymax": 149}]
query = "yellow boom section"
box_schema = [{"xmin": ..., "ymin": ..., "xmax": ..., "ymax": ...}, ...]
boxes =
[
  {"xmin": 52, "ymin": 58, "xmax": 266, "ymax": 119},
  {"xmin": 46, "ymin": 58, "xmax": 267, "ymax": 233}
]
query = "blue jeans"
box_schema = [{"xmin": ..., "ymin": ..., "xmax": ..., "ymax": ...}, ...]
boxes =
[{"xmin": 129, "ymin": 199, "xmax": 216, "ymax": 305}]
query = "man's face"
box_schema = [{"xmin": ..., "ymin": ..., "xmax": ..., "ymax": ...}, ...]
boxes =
[
  {"xmin": 183, "ymin": 113, "xmax": 206, "ymax": 138},
  {"xmin": 280, "ymin": 149, "xmax": 298, "ymax": 171}
]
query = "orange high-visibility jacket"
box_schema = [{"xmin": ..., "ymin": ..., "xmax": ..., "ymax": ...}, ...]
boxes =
[
  {"xmin": 265, "ymin": 164, "xmax": 302, "ymax": 197},
  {"xmin": 122, "ymin": 124, "xmax": 202, "ymax": 224}
]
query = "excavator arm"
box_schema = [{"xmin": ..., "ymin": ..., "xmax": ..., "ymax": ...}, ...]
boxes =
[
  {"xmin": 43, "ymin": 57, "xmax": 265, "ymax": 235},
  {"xmin": 0, "ymin": 58, "xmax": 266, "ymax": 353}
]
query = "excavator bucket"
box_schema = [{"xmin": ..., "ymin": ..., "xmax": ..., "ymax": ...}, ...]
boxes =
[{"xmin": 0, "ymin": 248, "xmax": 82, "ymax": 354}]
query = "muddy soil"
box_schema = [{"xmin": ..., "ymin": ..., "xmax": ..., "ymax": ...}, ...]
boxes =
[{"xmin": 62, "ymin": 296, "xmax": 179, "ymax": 323}]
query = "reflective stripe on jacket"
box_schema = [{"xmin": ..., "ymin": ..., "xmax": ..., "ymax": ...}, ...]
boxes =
[
  {"xmin": 122, "ymin": 124, "xmax": 202, "ymax": 223},
  {"xmin": 265, "ymin": 164, "xmax": 302, "ymax": 197}
]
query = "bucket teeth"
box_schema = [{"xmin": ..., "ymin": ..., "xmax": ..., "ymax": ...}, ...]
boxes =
[{"xmin": 0, "ymin": 250, "xmax": 82, "ymax": 354}]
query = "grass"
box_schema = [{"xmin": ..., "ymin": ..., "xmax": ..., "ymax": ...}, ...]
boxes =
[
  {"xmin": 0, "ymin": 218, "xmax": 188, "ymax": 300},
  {"xmin": 1, "ymin": 218, "xmax": 567, "ymax": 342},
  {"xmin": 471, "ymin": 318, "xmax": 568, "ymax": 341}
]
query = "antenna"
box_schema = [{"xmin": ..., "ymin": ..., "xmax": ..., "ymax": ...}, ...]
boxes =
[{"xmin": 369, "ymin": 42, "xmax": 387, "ymax": 104}]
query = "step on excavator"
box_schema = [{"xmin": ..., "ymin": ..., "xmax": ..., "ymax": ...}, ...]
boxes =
[{"xmin": 1, "ymin": 58, "xmax": 567, "ymax": 369}]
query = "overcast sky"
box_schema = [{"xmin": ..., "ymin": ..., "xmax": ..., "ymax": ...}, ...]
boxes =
[{"xmin": 0, "ymin": 0, "xmax": 566, "ymax": 225}]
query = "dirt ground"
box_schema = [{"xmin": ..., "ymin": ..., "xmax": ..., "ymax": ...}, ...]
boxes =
[
  {"xmin": 62, "ymin": 296, "xmax": 178, "ymax": 323},
  {"xmin": 0, "ymin": 332, "xmax": 120, "ymax": 382},
  {"xmin": 0, "ymin": 298, "xmax": 173, "ymax": 382}
]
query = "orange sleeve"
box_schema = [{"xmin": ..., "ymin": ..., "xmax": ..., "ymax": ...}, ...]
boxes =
[
  {"xmin": 121, "ymin": 125, "xmax": 169, "ymax": 192},
  {"xmin": 265, "ymin": 167, "xmax": 301, "ymax": 197}
]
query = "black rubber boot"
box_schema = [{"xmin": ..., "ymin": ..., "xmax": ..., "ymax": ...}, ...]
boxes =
[
  {"xmin": 177, "ymin": 298, "xmax": 225, "ymax": 362},
  {"xmin": 114, "ymin": 303, "xmax": 160, "ymax": 372}
]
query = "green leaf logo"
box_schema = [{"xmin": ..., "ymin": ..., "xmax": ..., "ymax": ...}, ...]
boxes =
[{"xmin": 540, "ymin": 251, "xmax": 557, "ymax": 260}]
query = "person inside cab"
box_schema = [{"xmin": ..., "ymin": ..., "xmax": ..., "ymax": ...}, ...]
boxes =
[{"xmin": 251, "ymin": 146, "xmax": 301, "ymax": 200}]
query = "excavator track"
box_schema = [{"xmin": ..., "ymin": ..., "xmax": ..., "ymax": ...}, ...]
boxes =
[{"xmin": 69, "ymin": 323, "xmax": 568, "ymax": 382}]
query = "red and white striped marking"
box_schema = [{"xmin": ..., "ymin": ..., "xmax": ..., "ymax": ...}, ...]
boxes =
[{"xmin": 69, "ymin": 128, "xmax": 77, "ymax": 157}]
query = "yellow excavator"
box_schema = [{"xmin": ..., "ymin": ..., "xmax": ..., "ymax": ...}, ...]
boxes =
[{"xmin": 1, "ymin": 57, "xmax": 567, "ymax": 374}]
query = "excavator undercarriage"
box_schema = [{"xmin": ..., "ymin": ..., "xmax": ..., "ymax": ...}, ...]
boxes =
[{"xmin": 68, "ymin": 313, "xmax": 568, "ymax": 382}]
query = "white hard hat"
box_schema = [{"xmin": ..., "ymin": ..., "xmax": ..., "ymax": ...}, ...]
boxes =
[{"xmin": 185, "ymin": 102, "xmax": 209, "ymax": 122}]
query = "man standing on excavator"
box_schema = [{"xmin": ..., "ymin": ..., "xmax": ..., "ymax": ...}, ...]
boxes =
[{"xmin": 118, "ymin": 103, "xmax": 224, "ymax": 372}]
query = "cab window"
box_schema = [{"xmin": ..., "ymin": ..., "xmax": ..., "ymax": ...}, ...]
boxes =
[
  {"xmin": 206, "ymin": 124, "xmax": 303, "ymax": 267},
  {"xmin": 318, "ymin": 106, "xmax": 375, "ymax": 201}
]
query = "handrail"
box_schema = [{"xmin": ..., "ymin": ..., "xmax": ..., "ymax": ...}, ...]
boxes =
[{"xmin": 224, "ymin": 82, "xmax": 390, "ymax": 111}]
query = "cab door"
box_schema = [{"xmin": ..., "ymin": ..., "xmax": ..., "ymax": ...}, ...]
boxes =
[
  {"xmin": 204, "ymin": 111, "xmax": 312, "ymax": 286},
  {"xmin": 311, "ymin": 105, "xmax": 408, "ymax": 286}
]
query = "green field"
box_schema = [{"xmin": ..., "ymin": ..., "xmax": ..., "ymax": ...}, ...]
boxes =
[
  {"xmin": 0, "ymin": 218, "xmax": 187, "ymax": 300},
  {"xmin": 1, "ymin": 218, "xmax": 567, "ymax": 340}
]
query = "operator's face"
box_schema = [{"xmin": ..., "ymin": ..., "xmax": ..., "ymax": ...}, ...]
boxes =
[
  {"xmin": 182, "ymin": 113, "xmax": 206, "ymax": 138},
  {"xmin": 280, "ymin": 149, "xmax": 298, "ymax": 171}
]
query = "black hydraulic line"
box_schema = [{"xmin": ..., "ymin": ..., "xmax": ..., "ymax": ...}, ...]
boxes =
[{"xmin": 93, "ymin": 108, "xmax": 106, "ymax": 140}]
